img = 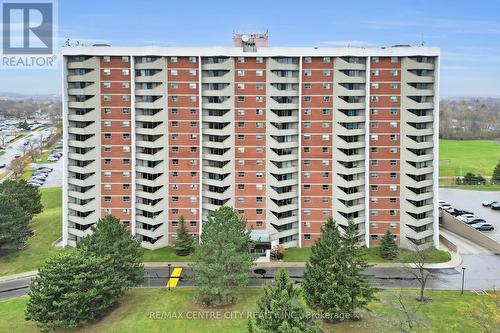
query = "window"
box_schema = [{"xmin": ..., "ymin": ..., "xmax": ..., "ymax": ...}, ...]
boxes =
[
  {"xmin": 256, "ymin": 57, "xmax": 263, "ymax": 63},
  {"xmin": 189, "ymin": 56, "xmax": 197, "ymax": 63},
  {"xmin": 103, "ymin": 120, "xmax": 111, "ymax": 127},
  {"xmin": 104, "ymin": 133, "xmax": 111, "ymax": 139},
  {"xmin": 389, "ymin": 185, "xmax": 397, "ymax": 191},
  {"xmin": 103, "ymin": 82, "xmax": 111, "ymax": 88},
  {"xmin": 104, "ymin": 108, "xmax": 111, "ymax": 114},
  {"xmin": 122, "ymin": 56, "xmax": 129, "ymax": 62},
  {"xmin": 104, "ymin": 196, "xmax": 111, "ymax": 202},
  {"xmin": 170, "ymin": 56, "xmax": 178, "ymax": 62},
  {"xmin": 371, "ymin": 235, "xmax": 378, "ymax": 241},
  {"xmin": 390, "ymin": 160, "xmax": 397, "ymax": 166},
  {"xmin": 390, "ymin": 108, "xmax": 398, "ymax": 115},
  {"xmin": 122, "ymin": 82, "xmax": 130, "ymax": 89},
  {"xmin": 170, "ymin": 82, "xmax": 179, "ymax": 89},
  {"xmin": 371, "ymin": 185, "xmax": 379, "ymax": 191},
  {"xmin": 323, "ymin": 83, "xmax": 331, "ymax": 89},
  {"xmin": 256, "ymin": 70, "xmax": 263, "ymax": 77},
  {"xmin": 256, "ymin": 96, "xmax": 263, "ymax": 102},
  {"xmin": 390, "ymin": 210, "xmax": 396, "ymax": 216},
  {"xmin": 323, "ymin": 96, "xmax": 330, "ymax": 102},
  {"xmin": 371, "ymin": 56, "xmax": 379, "ymax": 63},
  {"xmin": 256, "ymin": 83, "xmax": 264, "ymax": 90},
  {"xmin": 371, "ymin": 95, "xmax": 379, "ymax": 102},
  {"xmin": 390, "ymin": 69, "xmax": 398, "ymax": 76},
  {"xmin": 237, "ymin": 70, "xmax": 245, "ymax": 77},
  {"xmin": 390, "ymin": 56, "xmax": 398, "ymax": 63},
  {"xmin": 103, "ymin": 68, "xmax": 111, "ymax": 76},
  {"xmin": 390, "ymin": 83, "xmax": 398, "ymax": 89},
  {"xmin": 121, "ymin": 69, "xmax": 129, "ymax": 75},
  {"xmin": 372, "ymin": 69, "xmax": 379, "ymax": 76},
  {"xmin": 103, "ymin": 56, "xmax": 110, "ymax": 63},
  {"xmin": 237, "ymin": 57, "xmax": 245, "ymax": 63},
  {"xmin": 122, "ymin": 120, "xmax": 130, "ymax": 127},
  {"xmin": 104, "ymin": 158, "xmax": 111, "ymax": 164},
  {"xmin": 304, "ymin": 96, "xmax": 311, "ymax": 102},
  {"xmin": 256, "ymin": 221, "xmax": 263, "ymax": 227},
  {"xmin": 188, "ymin": 69, "xmax": 196, "ymax": 76},
  {"xmin": 103, "ymin": 95, "xmax": 111, "ymax": 102},
  {"xmin": 189, "ymin": 83, "xmax": 197, "ymax": 89},
  {"xmin": 304, "ymin": 234, "xmax": 311, "ymax": 240},
  {"xmin": 371, "ymin": 121, "xmax": 379, "ymax": 128},
  {"xmin": 371, "ymin": 109, "xmax": 379, "ymax": 115},
  {"xmin": 304, "ymin": 83, "xmax": 312, "ymax": 89},
  {"xmin": 122, "ymin": 95, "xmax": 129, "ymax": 101},
  {"xmin": 237, "ymin": 83, "xmax": 245, "ymax": 90},
  {"xmin": 256, "ymin": 109, "xmax": 263, "ymax": 115},
  {"xmin": 390, "ymin": 96, "xmax": 398, "ymax": 102},
  {"xmin": 104, "ymin": 171, "xmax": 111, "ymax": 177},
  {"xmin": 323, "ymin": 56, "xmax": 331, "ymax": 63},
  {"xmin": 303, "ymin": 109, "xmax": 311, "ymax": 115},
  {"xmin": 322, "ymin": 109, "xmax": 330, "ymax": 115},
  {"xmin": 323, "ymin": 69, "xmax": 331, "ymax": 76},
  {"xmin": 104, "ymin": 184, "xmax": 112, "ymax": 190},
  {"xmin": 304, "ymin": 69, "xmax": 312, "ymax": 76},
  {"xmin": 170, "ymin": 69, "xmax": 178, "ymax": 76},
  {"xmin": 104, "ymin": 146, "xmax": 111, "ymax": 152},
  {"xmin": 371, "ymin": 83, "xmax": 379, "ymax": 89},
  {"xmin": 390, "ymin": 121, "xmax": 397, "ymax": 128},
  {"xmin": 371, "ymin": 134, "xmax": 379, "ymax": 141},
  {"xmin": 304, "ymin": 57, "xmax": 312, "ymax": 63}
]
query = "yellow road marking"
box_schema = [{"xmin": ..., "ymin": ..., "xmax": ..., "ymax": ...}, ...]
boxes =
[{"xmin": 166, "ymin": 267, "xmax": 183, "ymax": 288}]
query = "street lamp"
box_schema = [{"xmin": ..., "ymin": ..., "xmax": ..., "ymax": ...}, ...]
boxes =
[
  {"xmin": 461, "ymin": 267, "xmax": 466, "ymax": 294},
  {"xmin": 168, "ymin": 264, "xmax": 172, "ymax": 291}
]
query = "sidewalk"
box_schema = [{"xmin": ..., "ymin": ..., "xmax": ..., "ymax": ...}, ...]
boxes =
[
  {"xmin": 0, "ymin": 270, "xmax": 37, "ymax": 283},
  {"xmin": 142, "ymin": 250, "xmax": 462, "ymax": 270}
]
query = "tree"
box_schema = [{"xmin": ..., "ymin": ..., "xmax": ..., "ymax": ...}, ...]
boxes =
[
  {"xmin": 173, "ymin": 215, "xmax": 195, "ymax": 256},
  {"xmin": 8, "ymin": 158, "xmax": 25, "ymax": 179},
  {"xmin": 192, "ymin": 206, "xmax": 253, "ymax": 306},
  {"xmin": 0, "ymin": 179, "xmax": 43, "ymax": 219},
  {"xmin": 303, "ymin": 218, "xmax": 376, "ymax": 320},
  {"xmin": 0, "ymin": 194, "xmax": 32, "ymax": 250},
  {"xmin": 248, "ymin": 269, "xmax": 320, "ymax": 333},
  {"xmin": 389, "ymin": 293, "xmax": 428, "ymax": 333},
  {"xmin": 468, "ymin": 289, "xmax": 500, "ymax": 333},
  {"xmin": 491, "ymin": 160, "xmax": 500, "ymax": 185},
  {"xmin": 379, "ymin": 230, "xmax": 398, "ymax": 260},
  {"xmin": 403, "ymin": 245, "xmax": 433, "ymax": 302},
  {"xmin": 77, "ymin": 214, "xmax": 144, "ymax": 288},
  {"xmin": 342, "ymin": 219, "xmax": 377, "ymax": 317},
  {"xmin": 25, "ymin": 251, "xmax": 124, "ymax": 332}
]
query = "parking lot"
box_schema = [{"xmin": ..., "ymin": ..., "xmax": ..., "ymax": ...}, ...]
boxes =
[{"xmin": 439, "ymin": 188, "xmax": 500, "ymax": 242}]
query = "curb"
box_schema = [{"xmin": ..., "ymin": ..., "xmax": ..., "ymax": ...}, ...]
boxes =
[{"xmin": 0, "ymin": 271, "xmax": 38, "ymax": 283}]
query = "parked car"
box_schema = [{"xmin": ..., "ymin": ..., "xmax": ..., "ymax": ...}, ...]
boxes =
[
  {"xmin": 470, "ymin": 223, "xmax": 495, "ymax": 231},
  {"xmin": 482, "ymin": 201, "xmax": 497, "ymax": 207},
  {"xmin": 37, "ymin": 167, "xmax": 53, "ymax": 172},
  {"xmin": 439, "ymin": 204, "xmax": 453, "ymax": 210},
  {"xmin": 14, "ymin": 153, "xmax": 21, "ymax": 158},
  {"xmin": 0, "ymin": 163, "xmax": 5, "ymax": 169},
  {"xmin": 33, "ymin": 173, "xmax": 48, "ymax": 179},
  {"xmin": 443, "ymin": 206, "xmax": 455, "ymax": 213},
  {"xmin": 464, "ymin": 218, "xmax": 487, "ymax": 225},
  {"xmin": 450, "ymin": 209, "xmax": 474, "ymax": 217},
  {"xmin": 47, "ymin": 156, "xmax": 59, "ymax": 162},
  {"xmin": 491, "ymin": 202, "xmax": 500, "ymax": 210},
  {"xmin": 438, "ymin": 200, "xmax": 450, "ymax": 206},
  {"xmin": 26, "ymin": 182, "xmax": 41, "ymax": 188},
  {"xmin": 457, "ymin": 214, "xmax": 475, "ymax": 222},
  {"xmin": 27, "ymin": 179, "xmax": 44, "ymax": 185}
]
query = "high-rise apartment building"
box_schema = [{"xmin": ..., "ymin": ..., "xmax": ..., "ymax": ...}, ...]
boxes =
[{"xmin": 62, "ymin": 34, "xmax": 439, "ymax": 251}]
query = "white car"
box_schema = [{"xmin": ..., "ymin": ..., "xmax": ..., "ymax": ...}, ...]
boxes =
[
  {"xmin": 439, "ymin": 204, "xmax": 453, "ymax": 210},
  {"xmin": 47, "ymin": 156, "xmax": 59, "ymax": 161},
  {"xmin": 438, "ymin": 200, "xmax": 450, "ymax": 206},
  {"xmin": 457, "ymin": 214, "xmax": 475, "ymax": 222}
]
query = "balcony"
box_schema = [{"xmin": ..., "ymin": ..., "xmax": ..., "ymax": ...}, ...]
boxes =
[
  {"xmin": 335, "ymin": 58, "xmax": 366, "ymax": 71},
  {"xmin": 334, "ymin": 71, "xmax": 365, "ymax": 84},
  {"xmin": 67, "ymin": 57, "xmax": 98, "ymax": 69},
  {"xmin": 67, "ymin": 70, "xmax": 98, "ymax": 83},
  {"xmin": 268, "ymin": 58, "xmax": 299, "ymax": 71}
]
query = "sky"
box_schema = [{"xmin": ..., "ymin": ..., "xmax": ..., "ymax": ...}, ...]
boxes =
[{"xmin": 1, "ymin": 0, "xmax": 500, "ymax": 97}]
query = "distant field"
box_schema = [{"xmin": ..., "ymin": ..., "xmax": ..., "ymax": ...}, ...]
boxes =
[{"xmin": 439, "ymin": 140, "xmax": 500, "ymax": 177}]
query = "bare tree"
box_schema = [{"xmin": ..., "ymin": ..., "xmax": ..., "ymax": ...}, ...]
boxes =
[
  {"xmin": 404, "ymin": 245, "xmax": 433, "ymax": 302},
  {"xmin": 468, "ymin": 290, "xmax": 500, "ymax": 333},
  {"xmin": 0, "ymin": 132, "xmax": 7, "ymax": 147},
  {"xmin": 9, "ymin": 158, "xmax": 25, "ymax": 179},
  {"xmin": 393, "ymin": 293, "xmax": 428, "ymax": 332}
]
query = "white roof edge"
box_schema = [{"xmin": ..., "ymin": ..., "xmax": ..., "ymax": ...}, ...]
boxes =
[{"xmin": 62, "ymin": 46, "xmax": 440, "ymax": 57}]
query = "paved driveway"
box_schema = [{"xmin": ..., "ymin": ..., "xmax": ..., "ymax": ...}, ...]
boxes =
[{"xmin": 439, "ymin": 188, "xmax": 500, "ymax": 242}]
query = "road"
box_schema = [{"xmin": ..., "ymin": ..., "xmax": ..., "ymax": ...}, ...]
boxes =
[
  {"xmin": 439, "ymin": 188, "xmax": 500, "ymax": 242},
  {"xmin": 0, "ymin": 127, "xmax": 55, "ymax": 169},
  {"xmin": 4, "ymin": 254, "xmax": 500, "ymax": 301}
]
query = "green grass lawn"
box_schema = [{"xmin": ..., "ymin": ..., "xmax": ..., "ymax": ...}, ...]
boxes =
[
  {"xmin": 440, "ymin": 184, "xmax": 500, "ymax": 191},
  {"xmin": 0, "ymin": 188, "xmax": 63, "ymax": 276},
  {"xmin": 283, "ymin": 247, "xmax": 451, "ymax": 263},
  {"xmin": 0, "ymin": 151, "xmax": 5, "ymax": 156},
  {"xmin": 0, "ymin": 288, "xmax": 497, "ymax": 333},
  {"xmin": 141, "ymin": 246, "xmax": 194, "ymax": 262},
  {"xmin": 439, "ymin": 140, "xmax": 500, "ymax": 178}
]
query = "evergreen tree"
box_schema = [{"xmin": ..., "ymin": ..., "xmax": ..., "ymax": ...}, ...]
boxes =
[
  {"xmin": 248, "ymin": 269, "xmax": 320, "ymax": 333},
  {"xmin": 379, "ymin": 230, "xmax": 398, "ymax": 260},
  {"xmin": 492, "ymin": 160, "xmax": 500, "ymax": 185},
  {"xmin": 0, "ymin": 194, "xmax": 32, "ymax": 250},
  {"xmin": 342, "ymin": 219, "xmax": 377, "ymax": 317},
  {"xmin": 25, "ymin": 251, "xmax": 123, "ymax": 332},
  {"xmin": 0, "ymin": 179, "xmax": 43, "ymax": 219},
  {"xmin": 77, "ymin": 214, "xmax": 144, "ymax": 288},
  {"xmin": 173, "ymin": 215, "xmax": 195, "ymax": 256},
  {"xmin": 303, "ymin": 217, "xmax": 347, "ymax": 319},
  {"xmin": 303, "ymin": 217, "xmax": 376, "ymax": 320},
  {"xmin": 192, "ymin": 206, "xmax": 253, "ymax": 306}
]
